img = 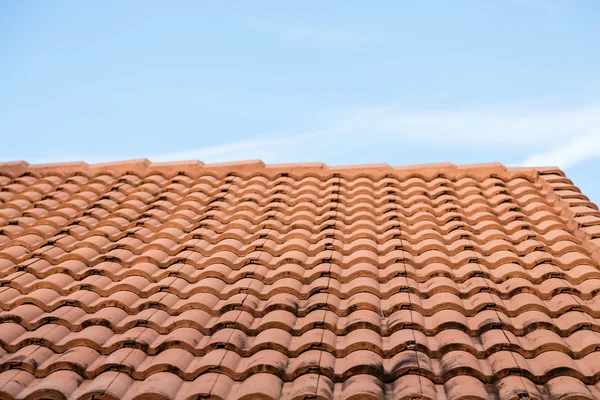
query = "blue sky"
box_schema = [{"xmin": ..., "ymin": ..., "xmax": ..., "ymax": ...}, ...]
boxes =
[{"xmin": 1, "ymin": 1, "xmax": 599, "ymax": 204}]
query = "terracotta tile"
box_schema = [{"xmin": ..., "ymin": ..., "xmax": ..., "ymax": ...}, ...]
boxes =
[
  {"xmin": 1, "ymin": 160, "xmax": 600, "ymax": 399},
  {"xmin": 283, "ymin": 373, "xmax": 320, "ymax": 399},
  {"xmin": 228, "ymin": 373, "xmax": 283, "ymax": 399},
  {"xmin": 543, "ymin": 375, "xmax": 595, "ymax": 399},
  {"xmin": 439, "ymin": 375, "xmax": 489, "ymax": 399},
  {"xmin": 0, "ymin": 370, "xmax": 36, "ymax": 398},
  {"xmin": 175, "ymin": 373, "xmax": 225, "ymax": 399},
  {"xmin": 17, "ymin": 370, "xmax": 84, "ymax": 399},
  {"xmin": 254, "ymin": 328, "xmax": 293, "ymax": 352},
  {"xmin": 338, "ymin": 374, "xmax": 385, "ymax": 399}
]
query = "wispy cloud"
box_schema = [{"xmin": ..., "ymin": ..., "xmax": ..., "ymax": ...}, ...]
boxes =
[
  {"xmin": 338, "ymin": 106, "xmax": 600, "ymax": 147},
  {"xmin": 521, "ymin": 133, "xmax": 600, "ymax": 169},
  {"xmin": 151, "ymin": 133, "xmax": 322, "ymax": 164},
  {"xmin": 29, "ymin": 105, "xmax": 597, "ymax": 170},
  {"xmin": 278, "ymin": 24, "xmax": 377, "ymax": 46},
  {"xmin": 152, "ymin": 105, "xmax": 600, "ymax": 170}
]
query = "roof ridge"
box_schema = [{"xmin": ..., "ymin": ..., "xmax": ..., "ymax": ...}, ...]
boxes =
[{"xmin": 0, "ymin": 159, "xmax": 558, "ymax": 177}]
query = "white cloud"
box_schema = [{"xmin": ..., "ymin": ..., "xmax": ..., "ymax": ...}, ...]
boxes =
[
  {"xmin": 151, "ymin": 132, "xmax": 322, "ymax": 164},
  {"xmin": 279, "ymin": 24, "xmax": 376, "ymax": 46},
  {"xmin": 521, "ymin": 133, "xmax": 600, "ymax": 169},
  {"xmin": 151, "ymin": 105, "xmax": 600, "ymax": 169},
  {"xmin": 337, "ymin": 106, "xmax": 600, "ymax": 147},
  {"xmin": 23, "ymin": 105, "xmax": 597, "ymax": 170}
]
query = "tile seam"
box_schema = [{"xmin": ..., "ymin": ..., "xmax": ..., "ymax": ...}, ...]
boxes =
[
  {"xmin": 389, "ymin": 174, "xmax": 424, "ymax": 398},
  {"xmin": 7, "ymin": 284, "xmax": 95, "ymax": 397},
  {"xmin": 465, "ymin": 238, "xmax": 531, "ymax": 398},
  {"xmin": 314, "ymin": 175, "xmax": 340, "ymax": 398},
  {"xmin": 206, "ymin": 175, "xmax": 289, "ymax": 399},
  {"xmin": 201, "ymin": 178, "xmax": 244, "ymax": 399},
  {"xmin": 99, "ymin": 267, "xmax": 185, "ymax": 396}
]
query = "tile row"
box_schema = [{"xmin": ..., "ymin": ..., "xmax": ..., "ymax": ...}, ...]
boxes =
[
  {"xmin": 3, "ymin": 205, "xmax": 543, "ymax": 223},
  {"xmin": 2, "ymin": 287, "xmax": 600, "ymax": 317},
  {"xmin": 0, "ymin": 179, "xmax": 545, "ymax": 197},
  {"xmin": 1, "ymin": 345, "xmax": 600, "ymax": 384},
  {"xmin": 0, "ymin": 194, "xmax": 561, "ymax": 216},
  {"xmin": 4, "ymin": 272, "xmax": 600, "ymax": 300},
  {"xmin": 3, "ymin": 370, "xmax": 598, "ymax": 400},
  {"xmin": 4, "ymin": 260, "xmax": 600, "ymax": 287},
  {"xmin": 0, "ymin": 249, "xmax": 594, "ymax": 273},
  {"xmin": 2, "ymin": 217, "xmax": 575, "ymax": 244},
  {"xmin": 3, "ymin": 324, "xmax": 600, "ymax": 359},
  {"xmin": 0, "ymin": 215, "xmax": 575, "ymax": 239},
  {"xmin": 0, "ymin": 173, "xmax": 542, "ymax": 193},
  {"xmin": 3, "ymin": 200, "xmax": 561, "ymax": 226},
  {"xmin": 0, "ymin": 219, "xmax": 579, "ymax": 245},
  {"xmin": 1, "ymin": 235, "xmax": 589, "ymax": 259},
  {"xmin": 3, "ymin": 306, "xmax": 600, "ymax": 338}
]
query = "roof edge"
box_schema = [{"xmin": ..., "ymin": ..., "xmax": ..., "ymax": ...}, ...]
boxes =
[
  {"xmin": 0, "ymin": 158, "xmax": 560, "ymax": 176},
  {"xmin": 536, "ymin": 170, "xmax": 600, "ymax": 263}
]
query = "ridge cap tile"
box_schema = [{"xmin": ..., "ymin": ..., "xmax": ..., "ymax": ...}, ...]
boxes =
[
  {"xmin": 28, "ymin": 162, "xmax": 90, "ymax": 174},
  {"xmin": 264, "ymin": 162, "xmax": 326, "ymax": 169},
  {"xmin": 332, "ymin": 163, "xmax": 392, "ymax": 170},
  {"xmin": 205, "ymin": 159, "xmax": 265, "ymax": 168},
  {"xmin": 89, "ymin": 158, "xmax": 151, "ymax": 168},
  {"xmin": 393, "ymin": 162, "xmax": 456, "ymax": 172},
  {"xmin": 150, "ymin": 160, "xmax": 204, "ymax": 167},
  {"xmin": 0, "ymin": 159, "xmax": 573, "ymax": 178},
  {"xmin": 456, "ymin": 162, "xmax": 504, "ymax": 169},
  {"xmin": 29, "ymin": 161, "xmax": 88, "ymax": 168},
  {"xmin": 78, "ymin": 158, "xmax": 154, "ymax": 176}
]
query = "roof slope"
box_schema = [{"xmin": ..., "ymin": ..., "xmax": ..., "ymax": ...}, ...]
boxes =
[{"xmin": 0, "ymin": 159, "xmax": 600, "ymax": 400}]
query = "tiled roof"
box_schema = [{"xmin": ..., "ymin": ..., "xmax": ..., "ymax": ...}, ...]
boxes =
[{"xmin": 1, "ymin": 159, "xmax": 600, "ymax": 400}]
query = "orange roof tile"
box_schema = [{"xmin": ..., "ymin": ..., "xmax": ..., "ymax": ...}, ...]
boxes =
[{"xmin": 1, "ymin": 159, "xmax": 600, "ymax": 399}]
